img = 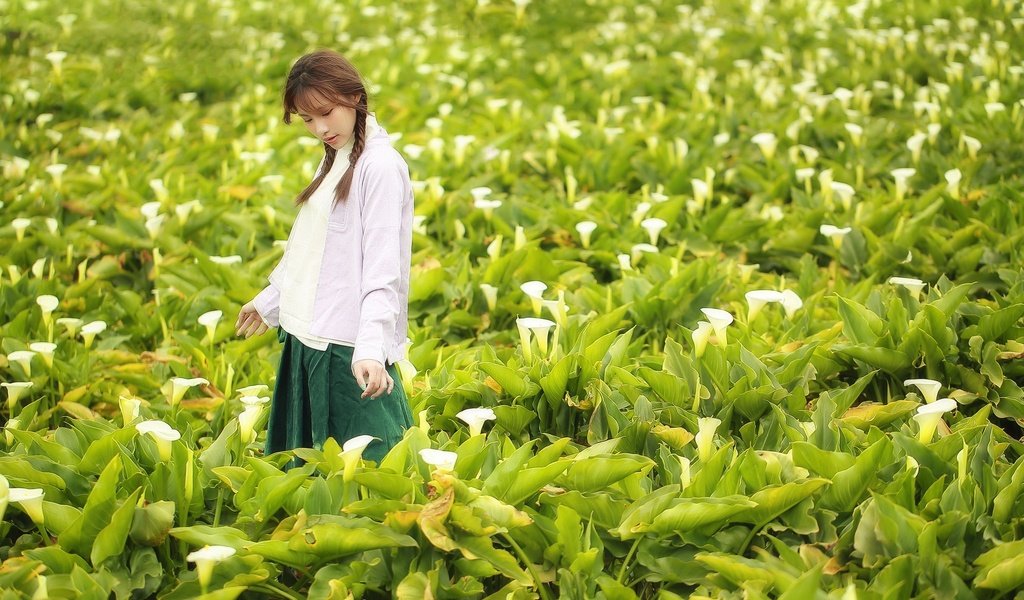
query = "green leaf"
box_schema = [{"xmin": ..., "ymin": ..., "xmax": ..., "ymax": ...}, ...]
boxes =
[
  {"xmin": 977, "ymin": 304, "xmax": 1024, "ymax": 342},
  {"xmin": 821, "ymin": 437, "xmax": 893, "ymax": 512},
  {"xmin": 286, "ymin": 515, "xmax": 417, "ymax": 561},
  {"xmin": 836, "ymin": 296, "xmax": 884, "ymax": 344},
  {"xmin": 91, "ymin": 487, "xmax": 143, "ymax": 567},
  {"xmin": 643, "ymin": 496, "xmax": 756, "ymax": 535},
  {"xmin": 561, "ymin": 454, "xmax": 654, "ymax": 493}
]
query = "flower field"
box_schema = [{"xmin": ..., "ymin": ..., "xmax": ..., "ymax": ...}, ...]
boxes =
[{"xmin": 2, "ymin": 0, "xmax": 1024, "ymax": 597}]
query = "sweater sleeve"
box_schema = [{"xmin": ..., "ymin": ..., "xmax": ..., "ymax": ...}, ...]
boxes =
[
  {"xmin": 251, "ymin": 257, "xmax": 286, "ymax": 327},
  {"xmin": 352, "ymin": 155, "xmax": 406, "ymax": 367}
]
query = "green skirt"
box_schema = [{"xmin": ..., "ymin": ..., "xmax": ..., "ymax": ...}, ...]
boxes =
[{"xmin": 264, "ymin": 327, "xmax": 414, "ymax": 468}]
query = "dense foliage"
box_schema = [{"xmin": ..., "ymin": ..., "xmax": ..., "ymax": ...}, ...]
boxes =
[{"xmin": 1, "ymin": 0, "xmax": 1023, "ymax": 598}]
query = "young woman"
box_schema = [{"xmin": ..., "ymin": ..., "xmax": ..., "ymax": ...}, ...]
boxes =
[{"xmin": 234, "ymin": 49, "xmax": 414, "ymax": 466}]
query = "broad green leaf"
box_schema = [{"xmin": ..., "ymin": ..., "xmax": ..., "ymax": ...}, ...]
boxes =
[
  {"xmin": 561, "ymin": 454, "xmax": 654, "ymax": 493},
  {"xmin": 91, "ymin": 487, "xmax": 143, "ymax": 567},
  {"xmin": 643, "ymin": 496, "xmax": 756, "ymax": 535},
  {"xmin": 836, "ymin": 296, "xmax": 884, "ymax": 344}
]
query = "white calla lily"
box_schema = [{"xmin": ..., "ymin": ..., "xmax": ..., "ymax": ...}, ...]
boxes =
[
  {"xmin": 694, "ymin": 417, "xmax": 721, "ymax": 462},
  {"xmin": 745, "ymin": 290, "xmax": 784, "ymax": 321},
  {"xmin": 80, "ymin": 320, "xmax": 106, "ymax": 349},
  {"xmin": 520, "ymin": 281, "xmax": 547, "ymax": 315},
  {"xmin": 691, "ymin": 321, "xmax": 713, "ymax": 357},
  {"xmin": 890, "ymin": 168, "xmax": 916, "ymax": 201},
  {"xmin": 700, "ymin": 308, "xmax": 734, "ymax": 346},
  {"xmin": 912, "ymin": 397, "xmax": 957, "ymax": 443},
  {"xmin": 575, "ymin": 221, "xmax": 597, "ymax": 248},
  {"xmin": 640, "ymin": 217, "xmax": 668, "ymax": 245},
  {"xmin": 889, "ymin": 276, "xmax": 926, "ymax": 298},
  {"xmin": 456, "ymin": 407, "xmax": 497, "ymax": 437},
  {"xmin": 187, "ymin": 545, "xmax": 236, "ymax": 593},
  {"xmin": 2, "ymin": 382, "xmax": 33, "ymax": 412},
  {"xmin": 28, "ymin": 342, "xmax": 56, "ymax": 368},
  {"xmin": 6, "ymin": 350, "xmax": 35, "ymax": 377},
  {"xmin": 135, "ymin": 420, "xmax": 181, "ymax": 461},
  {"xmin": 169, "ymin": 377, "xmax": 209, "ymax": 406},
  {"xmin": 904, "ymin": 378, "xmax": 942, "ymax": 404},
  {"xmin": 419, "ymin": 448, "xmax": 458, "ymax": 472},
  {"xmin": 198, "ymin": 310, "xmax": 223, "ymax": 343},
  {"xmin": 479, "ymin": 283, "xmax": 498, "ymax": 312},
  {"xmin": 819, "ymin": 224, "xmax": 851, "ymax": 248},
  {"xmin": 9, "ymin": 487, "xmax": 45, "ymax": 524},
  {"xmin": 751, "ymin": 132, "xmax": 778, "ymax": 160}
]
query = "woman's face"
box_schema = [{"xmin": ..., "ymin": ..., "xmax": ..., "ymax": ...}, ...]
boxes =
[{"xmin": 297, "ymin": 90, "xmax": 361, "ymax": 149}]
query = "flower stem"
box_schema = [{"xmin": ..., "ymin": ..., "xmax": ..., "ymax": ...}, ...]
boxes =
[
  {"xmin": 501, "ymin": 532, "xmax": 551, "ymax": 600},
  {"xmin": 617, "ymin": 536, "xmax": 643, "ymax": 584},
  {"xmin": 213, "ymin": 488, "xmax": 225, "ymax": 526}
]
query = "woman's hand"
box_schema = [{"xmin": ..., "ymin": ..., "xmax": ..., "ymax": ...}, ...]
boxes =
[
  {"xmin": 352, "ymin": 359, "xmax": 394, "ymax": 399},
  {"xmin": 236, "ymin": 301, "xmax": 269, "ymax": 338}
]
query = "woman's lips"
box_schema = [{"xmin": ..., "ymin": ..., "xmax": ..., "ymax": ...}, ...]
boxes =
[{"xmin": 325, "ymin": 135, "xmax": 338, "ymax": 144}]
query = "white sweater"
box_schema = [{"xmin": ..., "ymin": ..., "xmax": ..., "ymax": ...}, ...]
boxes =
[{"xmin": 278, "ymin": 115, "xmax": 381, "ymax": 351}]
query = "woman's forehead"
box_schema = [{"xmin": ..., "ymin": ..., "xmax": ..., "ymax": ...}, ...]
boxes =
[{"xmin": 295, "ymin": 89, "xmax": 335, "ymax": 114}]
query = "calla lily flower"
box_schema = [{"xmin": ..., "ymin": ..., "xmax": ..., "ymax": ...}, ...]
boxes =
[
  {"xmin": 56, "ymin": 317, "xmax": 82, "ymax": 337},
  {"xmin": 2, "ymin": 382, "xmax": 33, "ymax": 412},
  {"xmin": 889, "ymin": 276, "xmax": 926, "ymax": 298},
  {"xmin": 456, "ymin": 407, "xmax": 496, "ymax": 437},
  {"xmin": 912, "ymin": 397, "xmax": 957, "ymax": 443},
  {"xmin": 145, "ymin": 214, "xmax": 166, "ymax": 239},
  {"xmin": 340, "ymin": 434, "xmax": 377, "ymax": 479},
  {"xmin": 28, "ymin": 342, "xmax": 55, "ymax": 368},
  {"xmin": 419, "ymin": 448, "xmax": 458, "ymax": 472},
  {"xmin": 745, "ymin": 290, "xmax": 784, "ymax": 321},
  {"xmin": 12, "ymin": 217, "xmax": 31, "ymax": 241},
  {"xmin": 691, "ymin": 321, "xmax": 713, "ymax": 357},
  {"xmin": 45, "ymin": 50, "xmax": 67, "ymax": 78},
  {"xmin": 187, "ymin": 545, "xmax": 236, "ymax": 593},
  {"xmin": 36, "ymin": 295, "xmax": 58, "ymax": 327},
  {"xmin": 575, "ymin": 221, "xmax": 597, "ymax": 248},
  {"xmin": 236, "ymin": 384, "xmax": 269, "ymax": 397},
  {"xmin": 9, "ymin": 487, "xmax": 45, "ymax": 525},
  {"xmin": 795, "ymin": 168, "xmax": 815, "ymax": 194},
  {"xmin": 890, "ymin": 168, "xmax": 916, "ymax": 201},
  {"xmin": 844, "ymin": 123, "xmax": 863, "ymax": 147},
  {"xmin": 514, "ymin": 225, "xmax": 527, "ymax": 250},
  {"xmin": 0, "ymin": 475, "xmax": 7, "ymax": 522},
  {"xmin": 700, "ymin": 308, "xmax": 734, "ymax": 346},
  {"xmin": 694, "ymin": 417, "xmax": 721, "ymax": 462},
  {"xmin": 209, "ymin": 255, "xmax": 242, "ymax": 265},
  {"xmin": 641, "ymin": 217, "xmax": 668, "ymax": 245},
  {"xmin": 174, "ymin": 200, "xmax": 201, "ymax": 225},
  {"xmin": 617, "ymin": 253, "xmax": 632, "ymax": 272},
  {"xmin": 630, "ymin": 243, "xmax": 659, "ymax": 265},
  {"xmin": 904, "ymin": 378, "xmax": 941, "ymax": 404},
  {"xmin": 516, "ymin": 317, "xmax": 556, "ymax": 361},
  {"xmin": 691, "ymin": 179, "xmax": 709, "ymax": 210},
  {"xmin": 7, "ymin": 350, "xmax": 35, "ymax": 376},
  {"xmin": 737, "ymin": 263, "xmax": 760, "ymax": 284},
  {"xmin": 830, "ymin": 181, "xmax": 855, "ymax": 210},
  {"xmin": 198, "ymin": 310, "xmax": 223, "ymax": 343},
  {"xmin": 959, "ymin": 134, "xmax": 981, "ymax": 160},
  {"xmin": 119, "ymin": 395, "xmax": 142, "ymax": 426},
  {"xmin": 819, "ymin": 224, "xmax": 851, "ymax": 248},
  {"xmin": 474, "ymin": 198, "xmax": 502, "ymax": 220},
  {"xmin": 479, "ymin": 283, "xmax": 498, "ymax": 311},
  {"xmin": 3, "ymin": 419, "xmax": 19, "ymax": 445},
  {"xmin": 80, "ymin": 320, "xmax": 106, "ymax": 349},
  {"xmin": 542, "ymin": 290, "xmax": 570, "ymax": 329},
  {"xmin": 136, "ymin": 420, "xmax": 181, "ymax": 461},
  {"xmin": 520, "ymin": 281, "xmax": 547, "ymax": 315},
  {"xmin": 631, "ymin": 201, "xmax": 651, "ymax": 226},
  {"xmin": 906, "ymin": 132, "xmax": 927, "ymax": 164},
  {"xmin": 486, "ymin": 235, "xmax": 502, "ymax": 261},
  {"xmin": 240, "ymin": 394, "xmax": 270, "ymax": 407},
  {"xmin": 237, "ymin": 405, "xmax": 263, "ymax": 445},
  {"xmin": 169, "ymin": 377, "xmax": 209, "ymax": 406},
  {"xmin": 944, "ymin": 168, "xmax": 962, "ymax": 197},
  {"xmin": 751, "ymin": 132, "xmax": 778, "ymax": 160},
  {"xmin": 780, "ymin": 290, "xmax": 803, "ymax": 318}
]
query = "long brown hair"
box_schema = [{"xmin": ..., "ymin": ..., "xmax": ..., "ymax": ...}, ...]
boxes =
[{"xmin": 282, "ymin": 49, "xmax": 369, "ymax": 207}]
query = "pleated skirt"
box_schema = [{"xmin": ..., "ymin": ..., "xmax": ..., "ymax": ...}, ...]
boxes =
[{"xmin": 264, "ymin": 327, "xmax": 414, "ymax": 468}]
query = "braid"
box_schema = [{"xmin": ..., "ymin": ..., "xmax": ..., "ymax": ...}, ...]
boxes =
[{"xmin": 335, "ymin": 93, "xmax": 368, "ymax": 206}]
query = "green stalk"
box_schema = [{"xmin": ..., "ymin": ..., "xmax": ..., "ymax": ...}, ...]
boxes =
[
  {"xmin": 213, "ymin": 488, "xmax": 225, "ymax": 526},
  {"xmin": 616, "ymin": 536, "xmax": 643, "ymax": 584},
  {"xmin": 253, "ymin": 580, "xmax": 304, "ymax": 600},
  {"xmin": 501, "ymin": 532, "xmax": 551, "ymax": 600}
]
